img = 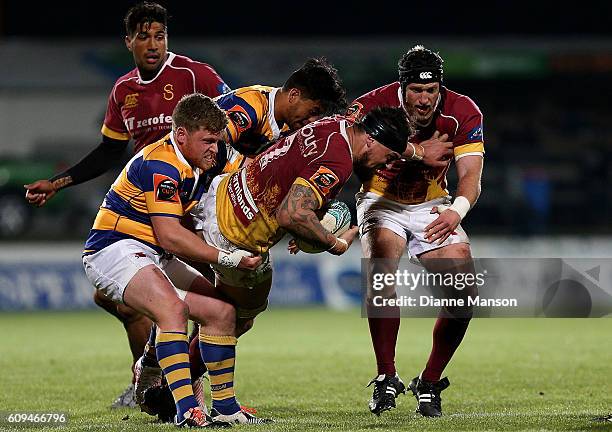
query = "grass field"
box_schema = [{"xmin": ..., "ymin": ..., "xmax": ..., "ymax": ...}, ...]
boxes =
[{"xmin": 0, "ymin": 309, "xmax": 610, "ymax": 431}]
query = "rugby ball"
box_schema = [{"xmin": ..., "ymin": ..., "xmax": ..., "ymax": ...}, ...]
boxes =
[{"xmin": 295, "ymin": 200, "xmax": 352, "ymax": 254}]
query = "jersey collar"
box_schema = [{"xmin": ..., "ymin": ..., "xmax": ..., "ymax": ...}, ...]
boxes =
[
  {"xmin": 397, "ymin": 85, "xmax": 407, "ymax": 114},
  {"xmin": 339, "ymin": 120, "xmax": 353, "ymax": 159},
  {"xmin": 268, "ymin": 87, "xmax": 281, "ymax": 140},
  {"xmin": 137, "ymin": 52, "xmax": 176, "ymax": 84}
]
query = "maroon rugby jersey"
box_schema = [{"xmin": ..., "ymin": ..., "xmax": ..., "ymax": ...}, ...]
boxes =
[
  {"xmin": 102, "ymin": 52, "xmax": 229, "ymax": 152},
  {"xmin": 216, "ymin": 117, "xmax": 354, "ymax": 252},
  {"xmin": 347, "ymin": 82, "xmax": 484, "ymax": 204}
]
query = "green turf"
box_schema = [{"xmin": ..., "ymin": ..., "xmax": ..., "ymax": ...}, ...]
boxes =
[{"xmin": 0, "ymin": 309, "xmax": 610, "ymax": 431}]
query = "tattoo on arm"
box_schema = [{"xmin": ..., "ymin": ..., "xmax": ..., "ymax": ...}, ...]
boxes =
[
  {"xmin": 50, "ymin": 175, "xmax": 73, "ymax": 191},
  {"xmin": 279, "ymin": 183, "xmax": 335, "ymax": 249}
]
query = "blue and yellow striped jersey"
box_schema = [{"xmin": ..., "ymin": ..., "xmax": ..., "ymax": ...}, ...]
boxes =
[
  {"xmin": 84, "ymin": 132, "xmax": 226, "ymax": 255},
  {"xmin": 215, "ymin": 85, "xmax": 288, "ymax": 157}
]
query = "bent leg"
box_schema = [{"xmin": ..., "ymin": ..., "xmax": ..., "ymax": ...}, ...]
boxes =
[
  {"xmin": 123, "ymin": 265, "xmax": 199, "ymax": 421},
  {"xmin": 418, "ymin": 243, "xmax": 474, "ymax": 381}
]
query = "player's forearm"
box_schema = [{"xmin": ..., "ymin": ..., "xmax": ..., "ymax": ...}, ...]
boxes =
[
  {"xmin": 276, "ymin": 183, "xmax": 336, "ymax": 250},
  {"xmin": 54, "ymin": 137, "xmax": 128, "ymax": 190},
  {"xmin": 280, "ymin": 209, "xmax": 336, "ymax": 250},
  {"xmin": 455, "ymin": 156, "xmax": 483, "ymax": 206},
  {"xmin": 157, "ymin": 226, "xmax": 220, "ymax": 264},
  {"xmin": 455, "ymin": 171, "xmax": 481, "ymax": 207}
]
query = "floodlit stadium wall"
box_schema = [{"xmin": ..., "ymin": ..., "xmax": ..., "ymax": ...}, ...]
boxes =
[{"xmin": 0, "ymin": 237, "xmax": 610, "ymax": 311}]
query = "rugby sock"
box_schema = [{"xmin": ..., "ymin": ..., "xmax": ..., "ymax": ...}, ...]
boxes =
[
  {"xmin": 421, "ymin": 317, "xmax": 470, "ymax": 382},
  {"xmin": 199, "ymin": 333, "xmax": 241, "ymax": 415},
  {"xmin": 189, "ymin": 335, "xmax": 207, "ymax": 379},
  {"xmin": 368, "ymin": 315, "xmax": 400, "ymax": 375},
  {"xmin": 155, "ymin": 331, "xmax": 198, "ymax": 420}
]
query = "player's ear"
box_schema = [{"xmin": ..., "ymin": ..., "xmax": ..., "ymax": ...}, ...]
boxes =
[
  {"xmin": 174, "ymin": 127, "xmax": 187, "ymax": 145},
  {"xmin": 365, "ymin": 134, "xmax": 375, "ymax": 147},
  {"xmin": 125, "ymin": 35, "xmax": 133, "ymax": 52},
  {"xmin": 288, "ymin": 88, "xmax": 301, "ymax": 103}
]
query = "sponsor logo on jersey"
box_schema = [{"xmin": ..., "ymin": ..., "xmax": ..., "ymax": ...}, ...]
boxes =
[
  {"xmin": 419, "ymin": 71, "xmax": 433, "ymax": 79},
  {"xmin": 124, "ymin": 93, "xmax": 139, "ymax": 108},
  {"xmin": 217, "ymin": 83, "xmax": 231, "ymax": 95},
  {"xmin": 163, "ymin": 84, "xmax": 174, "ymax": 101},
  {"xmin": 259, "ymin": 134, "xmax": 295, "ymax": 170},
  {"xmin": 310, "ymin": 166, "xmax": 339, "ymax": 196},
  {"xmin": 346, "ymin": 102, "xmax": 364, "ymax": 120},
  {"xmin": 299, "ymin": 126, "xmax": 319, "ymax": 158},
  {"xmin": 124, "ymin": 114, "xmax": 173, "ymax": 131},
  {"xmin": 154, "ymin": 174, "xmax": 179, "ymax": 203},
  {"xmin": 227, "ymin": 105, "xmax": 252, "ymax": 132},
  {"xmin": 468, "ymin": 125, "xmax": 483, "ymax": 141},
  {"xmin": 227, "ymin": 171, "xmax": 259, "ymax": 226}
]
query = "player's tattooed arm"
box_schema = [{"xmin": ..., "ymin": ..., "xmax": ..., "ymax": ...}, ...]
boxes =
[{"xmin": 276, "ymin": 183, "xmax": 336, "ymax": 251}]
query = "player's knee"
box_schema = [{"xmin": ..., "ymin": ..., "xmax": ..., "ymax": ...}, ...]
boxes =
[
  {"xmin": 367, "ymin": 267, "xmax": 398, "ymax": 300},
  {"xmin": 157, "ymin": 298, "xmax": 189, "ymax": 328},
  {"xmin": 215, "ymin": 301, "xmax": 236, "ymax": 326},
  {"xmin": 93, "ymin": 290, "xmax": 119, "ymax": 314},
  {"xmin": 116, "ymin": 303, "xmax": 144, "ymax": 323},
  {"xmin": 446, "ymin": 243, "xmax": 472, "ymax": 259}
]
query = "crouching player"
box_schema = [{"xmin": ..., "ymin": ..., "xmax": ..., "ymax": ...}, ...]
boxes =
[
  {"xmin": 82, "ymin": 93, "xmax": 262, "ymax": 428},
  {"xmin": 133, "ymin": 57, "xmax": 348, "ymax": 420},
  {"xmin": 186, "ymin": 107, "xmax": 411, "ymax": 424}
]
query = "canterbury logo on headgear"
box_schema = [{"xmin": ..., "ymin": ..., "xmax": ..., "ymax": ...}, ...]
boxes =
[{"xmin": 399, "ymin": 67, "xmax": 443, "ymax": 85}]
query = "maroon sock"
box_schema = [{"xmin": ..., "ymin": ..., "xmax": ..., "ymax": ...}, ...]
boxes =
[
  {"xmin": 189, "ymin": 335, "xmax": 207, "ymax": 380},
  {"xmin": 421, "ymin": 317, "xmax": 470, "ymax": 382},
  {"xmin": 368, "ymin": 314, "xmax": 400, "ymax": 375}
]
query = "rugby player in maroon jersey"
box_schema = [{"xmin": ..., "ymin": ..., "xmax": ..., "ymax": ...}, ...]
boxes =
[
  {"xmin": 347, "ymin": 46, "xmax": 484, "ymax": 417},
  {"xmin": 24, "ymin": 2, "xmax": 230, "ymax": 409},
  {"xmin": 188, "ymin": 107, "xmax": 411, "ymax": 424}
]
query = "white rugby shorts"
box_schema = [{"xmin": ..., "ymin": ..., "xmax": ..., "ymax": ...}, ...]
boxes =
[
  {"xmin": 82, "ymin": 239, "xmax": 199, "ymax": 303},
  {"xmin": 356, "ymin": 191, "xmax": 469, "ymax": 257},
  {"xmin": 191, "ymin": 174, "xmax": 272, "ymax": 288}
]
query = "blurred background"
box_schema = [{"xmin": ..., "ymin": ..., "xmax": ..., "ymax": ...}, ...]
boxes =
[{"xmin": 1, "ymin": 1, "xmax": 611, "ymax": 310}]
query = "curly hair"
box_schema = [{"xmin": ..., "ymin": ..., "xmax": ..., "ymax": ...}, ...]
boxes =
[
  {"xmin": 124, "ymin": 2, "xmax": 168, "ymax": 36},
  {"xmin": 283, "ymin": 57, "xmax": 347, "ymax": 115}
]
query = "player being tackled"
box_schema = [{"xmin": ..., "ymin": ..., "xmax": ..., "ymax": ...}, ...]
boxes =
[{"xmin": 188, "ymin": 107, "xmax": 411, "ymax": 424}]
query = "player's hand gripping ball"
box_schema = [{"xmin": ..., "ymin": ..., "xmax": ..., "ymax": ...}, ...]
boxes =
[{"xmin": 295, "ymin": 200, "xmax": 352, "ymax": 254}]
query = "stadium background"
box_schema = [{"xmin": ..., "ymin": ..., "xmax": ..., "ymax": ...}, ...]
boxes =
[
  {"xmin": 0, "ymin": 2, "xmax": 610, "ymax": 430},
  {"xmin": 1, "ymin": 1, "xmax": 610, "ymax": 310}
]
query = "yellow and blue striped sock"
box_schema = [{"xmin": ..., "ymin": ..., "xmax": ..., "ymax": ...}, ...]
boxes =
[
  {"xmin": 156, "ymin": 331, "xmax": 198, "ymax": 420},
  {"xmin": 199, "ymin": 333, "xmax": 240, "ymax": 415}
]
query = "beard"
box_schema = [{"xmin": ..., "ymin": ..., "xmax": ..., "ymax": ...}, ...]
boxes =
[{"xmin": 353, "ymin": 155, "xmax": 377, "ymax": 183}]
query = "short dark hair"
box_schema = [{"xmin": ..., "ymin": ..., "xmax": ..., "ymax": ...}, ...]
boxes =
[
  {"xmin": 124, "ymin": 2, "xmax": 168, "ymax": 36},
  {"xmin": 357, "ymin": 107, "xmax": 414, "ymax": 154},
  {"xmin": 398, "ymin": 45, "xmax": 444, "ymax": 94},
  {"xmin": 282, "ymin": 57, "xmax": 347, "ymax": 115},
  {"xmin": 172, "ymin": 94, "xmax": 228, "ymax": 133}
]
